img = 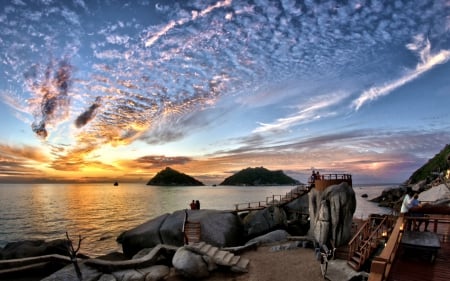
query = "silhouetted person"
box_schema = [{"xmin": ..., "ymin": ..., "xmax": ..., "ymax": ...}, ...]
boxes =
[
  {"xmin": 195, "ymin": 200, "xmax": 200, "ymax": 210},
  {"xmin": 190, "ymin": 200, "xmax": 196, "ymax": 210}
]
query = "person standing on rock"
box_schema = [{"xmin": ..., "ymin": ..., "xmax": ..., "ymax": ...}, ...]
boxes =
[
  {"xmin": 195, "ymin": 200, "xmax": 201, "ymax": 210},
  {"xmin": 190, "ymin": 200, "xmax": 196, "ymax": 210}
]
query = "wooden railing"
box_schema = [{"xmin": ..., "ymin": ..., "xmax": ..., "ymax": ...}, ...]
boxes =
[
  {"xmin": 367, "ymin": 216, "xmax": 406, "ymax": 281},
  {"xmin": 234, "ymin": 185, "xmax": 308, "ymax": 212},
  {"xmin": 314, "ymin": 174, "xmax": 352, "ymax": 191},
  {"xmin": 347, "ymin": 215, "xmax": 391, "ymax": 270},
  {"xmin": 369, "ymin": 215, "xmax": 450, "ymax": 281}
]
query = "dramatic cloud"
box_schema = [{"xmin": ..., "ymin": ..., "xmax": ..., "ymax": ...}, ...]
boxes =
[
  {"xmin": 75, "ymin": 96, "xmax": 102, "ymax": 128},
  {"xmin": 0, "ymin": 0, "xmax": 449, "ymax": 183}
]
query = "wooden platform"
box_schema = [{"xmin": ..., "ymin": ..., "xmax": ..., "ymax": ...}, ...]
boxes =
[{"xmin": 387, "ymin": 216, "xmax": 450, "ymax": 281}]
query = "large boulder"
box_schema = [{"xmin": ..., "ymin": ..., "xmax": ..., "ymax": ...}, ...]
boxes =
[
  {"xmin": 117, "ymin": 213, "xmax": 169, "ymax": 257},
  {"xmin": 246, "ymin": 229, "xmax": 289, "ymax": 245},
  {"xmin": 0, "ymin": 239, "xmax": 69, "ymax": 260},
  {"xmin": 172, "ymin": 247, "xmax": 210, "ymax": 279},
  {"xmin": 242, "ymin": 206, "xmax": 287, "ymax": 238},
  {"xmin": 309, "ymin": 182, "xmax": 356, "ymax": 247},
  {"xmin": 118, "ymin": 210, "xmax": 244, "ymax": 257}
]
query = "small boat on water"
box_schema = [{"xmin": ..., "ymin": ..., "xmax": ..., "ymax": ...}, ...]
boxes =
[{"xmin": 113, "ymin": 181, "xmax": 119, "ymax": 186}]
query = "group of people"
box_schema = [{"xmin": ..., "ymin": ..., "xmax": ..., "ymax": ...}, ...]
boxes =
[
  {"xmin": 308, "ymin": 170, "xmax": 323, "ymax": 190},
  {"xmin": 189, "ymin": 200, "xmax": 201, "ymax": 210},
  {"xmin": 400, "ymin": 187, "xmax": 429, "ymax": 231}
]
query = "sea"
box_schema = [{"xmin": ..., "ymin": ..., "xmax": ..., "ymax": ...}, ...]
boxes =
[{"xmin": 0, "ymin": 183, "xmax": 393, "ymax": 257}]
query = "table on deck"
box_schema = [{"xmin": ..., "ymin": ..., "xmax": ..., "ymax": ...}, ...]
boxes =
[{"xmin": 400, "ymin": 231, "xmax": 441, "ymax": 263}]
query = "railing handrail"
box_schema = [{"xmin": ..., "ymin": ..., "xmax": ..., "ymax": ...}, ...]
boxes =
[
  {"xmin": 233, "ymin": 184, "xmax": 309, "ymax": 212},
  {"xmin": 358, "ymin": 216, "xmax": 387, "ymax": 255}
]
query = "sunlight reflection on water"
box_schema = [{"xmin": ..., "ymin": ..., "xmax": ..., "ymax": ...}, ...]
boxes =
[{"xmin": 0, "ymin": 183, "xmax": 392, "ymax": 256}]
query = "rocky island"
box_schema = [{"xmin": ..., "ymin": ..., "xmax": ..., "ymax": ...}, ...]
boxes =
[
  {"xmin": 146, "ymin": 167, "xmax": 204, "ymax": 186},
  {"xmin": 219, "ymin": 167, "xmax": 300, "ymax": 186}
]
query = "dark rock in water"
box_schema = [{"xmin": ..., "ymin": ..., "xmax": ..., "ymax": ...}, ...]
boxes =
[
  {"xmin": 0, "ymin": 239, "xmax": 69, "ymax": 260},
  {"xmin": 361, "ymin": 193, "xmax": 368, "ymax": 198},
  {"xmin": 370, "ymin": 186, "xmax": 406, "ymax": 209}
]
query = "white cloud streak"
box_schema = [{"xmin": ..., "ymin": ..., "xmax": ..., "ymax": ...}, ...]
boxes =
[
  {"xmin": 253, "ymin": 92, "xmax": 348, "ymax": 133},
  {"xmin": 145, "ymin": 0, "xmax": 232, "ymax": 48},
  {"xmin": 353, "ymin": 36, "xmax": 450, "ymax": 110}
]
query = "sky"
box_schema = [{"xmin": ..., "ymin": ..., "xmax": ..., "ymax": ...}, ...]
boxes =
[{"xmin": 0, "ymin": 0, "xmax": 449, "ymax": 185}]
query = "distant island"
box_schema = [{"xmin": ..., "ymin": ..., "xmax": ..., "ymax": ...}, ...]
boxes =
[
  {"xmin": 146, "ymin": 167, "xmax": 204, "ymax": 186},
  {"xmin": 219, "ymin": 166, "xmax": 300, "ymax": 186}
]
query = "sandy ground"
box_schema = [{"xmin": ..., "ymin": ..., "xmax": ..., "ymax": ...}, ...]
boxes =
[{"xmin": 167, "ymin": 244, "xmax": 326, "ymax": 281}]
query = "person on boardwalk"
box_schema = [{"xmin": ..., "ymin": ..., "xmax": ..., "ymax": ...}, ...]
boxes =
[
  {"xmin": 400, "ymin": 187, "xmax": 413, "ymax": 230},
  {"xmin": 309, "ymin": 170, "xmax": 316, "ymax": 190},
  {"xmin": 410, "ymin": 193, "xmax": 429, "ymax": 231},
  {"xmin": 195, "ymin": 200, "xmax": 201, "ymax": 210},
  {"xmin": 190, "ymin": 200, "xmax": 196, "ymax": 210},
  {"xmin": 400, "ymin": 187, "xmax": 413, "ymax": 214}
]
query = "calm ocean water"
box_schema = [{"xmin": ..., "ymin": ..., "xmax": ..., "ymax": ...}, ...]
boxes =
[{"xmin": 0, "ymin": 183, "xmax": 392, "ymax": 257}]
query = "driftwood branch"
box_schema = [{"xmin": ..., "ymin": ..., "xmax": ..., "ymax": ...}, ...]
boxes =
[{"xmin": 66, "ymin": 232, "xmax": 85, "ymax": 281}]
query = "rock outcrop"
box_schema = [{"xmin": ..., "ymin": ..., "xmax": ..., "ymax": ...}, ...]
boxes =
[
  {"xmin": 219, "ymin": 166, "xmax": 300, "ymax": 186},
  {"xmin": 242, "ymin": 205, "xmax": 287, "ymax": 238},
  {"xmin": 308, "ymin": 182, "xmax": 356, "ymax": 247},
  {"xmin": 0, "ymin": 239, "xmax": 70, "ymax": 260},
  {"xmin": 117, "ymin": 209, "xmax": 244, "ymax": 257},
  {"xmin": 146, "ymin": 167, "xmax": 204, "ymax": 186}
]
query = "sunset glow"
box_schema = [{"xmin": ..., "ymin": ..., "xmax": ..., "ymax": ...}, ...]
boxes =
[{"xmin": 0, "ymin": 0, "xmax": 449, "ymax": 184}]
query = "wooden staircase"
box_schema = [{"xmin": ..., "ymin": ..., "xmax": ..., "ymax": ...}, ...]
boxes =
[
  {"xmin": 182, "ymin": 210, "xmax": 201, "ymax": 245},
  {"xmin": 347, "ymin": 215, "xmax": 393, "ymax": 271},
  {"xmin": 185, "ymin": 242, "xmax": 250, "ymax": 273}
]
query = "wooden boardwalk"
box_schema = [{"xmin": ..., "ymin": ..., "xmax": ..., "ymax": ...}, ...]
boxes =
[{"xmin": 232, "ymin": 185, "xmax": 309, "ymax": 213}]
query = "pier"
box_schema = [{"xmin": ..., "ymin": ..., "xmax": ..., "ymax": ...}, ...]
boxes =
[{"xmin": 232, "ymin": 185, "xmax": 309, "ymax": 213}]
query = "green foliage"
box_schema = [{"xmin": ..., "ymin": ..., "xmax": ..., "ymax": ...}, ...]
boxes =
[
  {"xmin": 219, "ymin": 166, "xmax": 299, "ymax": 186},
  {"xmin": 408, "ymin": 144, "xmax": 450, "ymax": 184},
  {"xmin": 147, "ymin": 167, "xmax": 204, "ymax": 186}
]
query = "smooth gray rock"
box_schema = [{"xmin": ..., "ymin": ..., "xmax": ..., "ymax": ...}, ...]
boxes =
[
  {"xmin": 0, "ymin": 239, "xmax": 69, "ymax": 259},
  {"xmin": 309, "ymin": 182, "xmax": 356, "ymax": 247},
  {"xmin": 41, "ymin": 262, "xmax": 102, "ymax": 281},
  {"xmin": 172, "ymin": 247, "xmax": 209, "ymax": 279},
  {"xmin": 242, "ymin": 206, "xmax": 287, "ymax": 237},
  {"xmin": 118, "ymin": 210, "xmax": 244, "ymax": 257},
  {"xmin": 141, "ymin": 265, "xmax": 170, "ymax": 281},
  {"xmin": 112, "ymin": 268, "xmax": 144, "ymax": 281},
  {"xmin": 117, "ymin": 213, "xmax": 169, "ymax": 257},
  {"xmin": 98, "ymin": 274, "xmax": 117, "ymax": 281},
  {"xmin": 246, "ymin": 229, "xmax": 289, "ymax": 245}
]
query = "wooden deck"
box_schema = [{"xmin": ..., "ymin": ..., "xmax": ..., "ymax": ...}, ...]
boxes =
[
  {"xmin": 387, "ymin": 215, "xmax": 450, "ymax": 281},
  {"xmin": 368, "ymin": 214, "xmax": 450, "ymax": 281}
]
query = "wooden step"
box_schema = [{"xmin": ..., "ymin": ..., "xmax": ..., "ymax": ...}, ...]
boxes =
[
  {"xmin": 222, "ymin": 252, "xmax": 235, "ymax": 264},
  {"xmin": 347, "ymin": 260, "xmax": 359, "ymax": 271},
  {"xmin": 206, "ymin": 246, "xmax": 219, "ymax": 257},
  {"xmin": 199, "ymin": 243, "xmax": 212, "ymax": 253},
  {"xmin": 213, "ymin": 250, "xmax": 228, "ymax": 263},
  {"xmin": 231, "ymin": 258, "xmax": 249, "ymax": 272},
  {"xmin": 229, "ymin": 255, "xmax": 240, "ymax": 266}
]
